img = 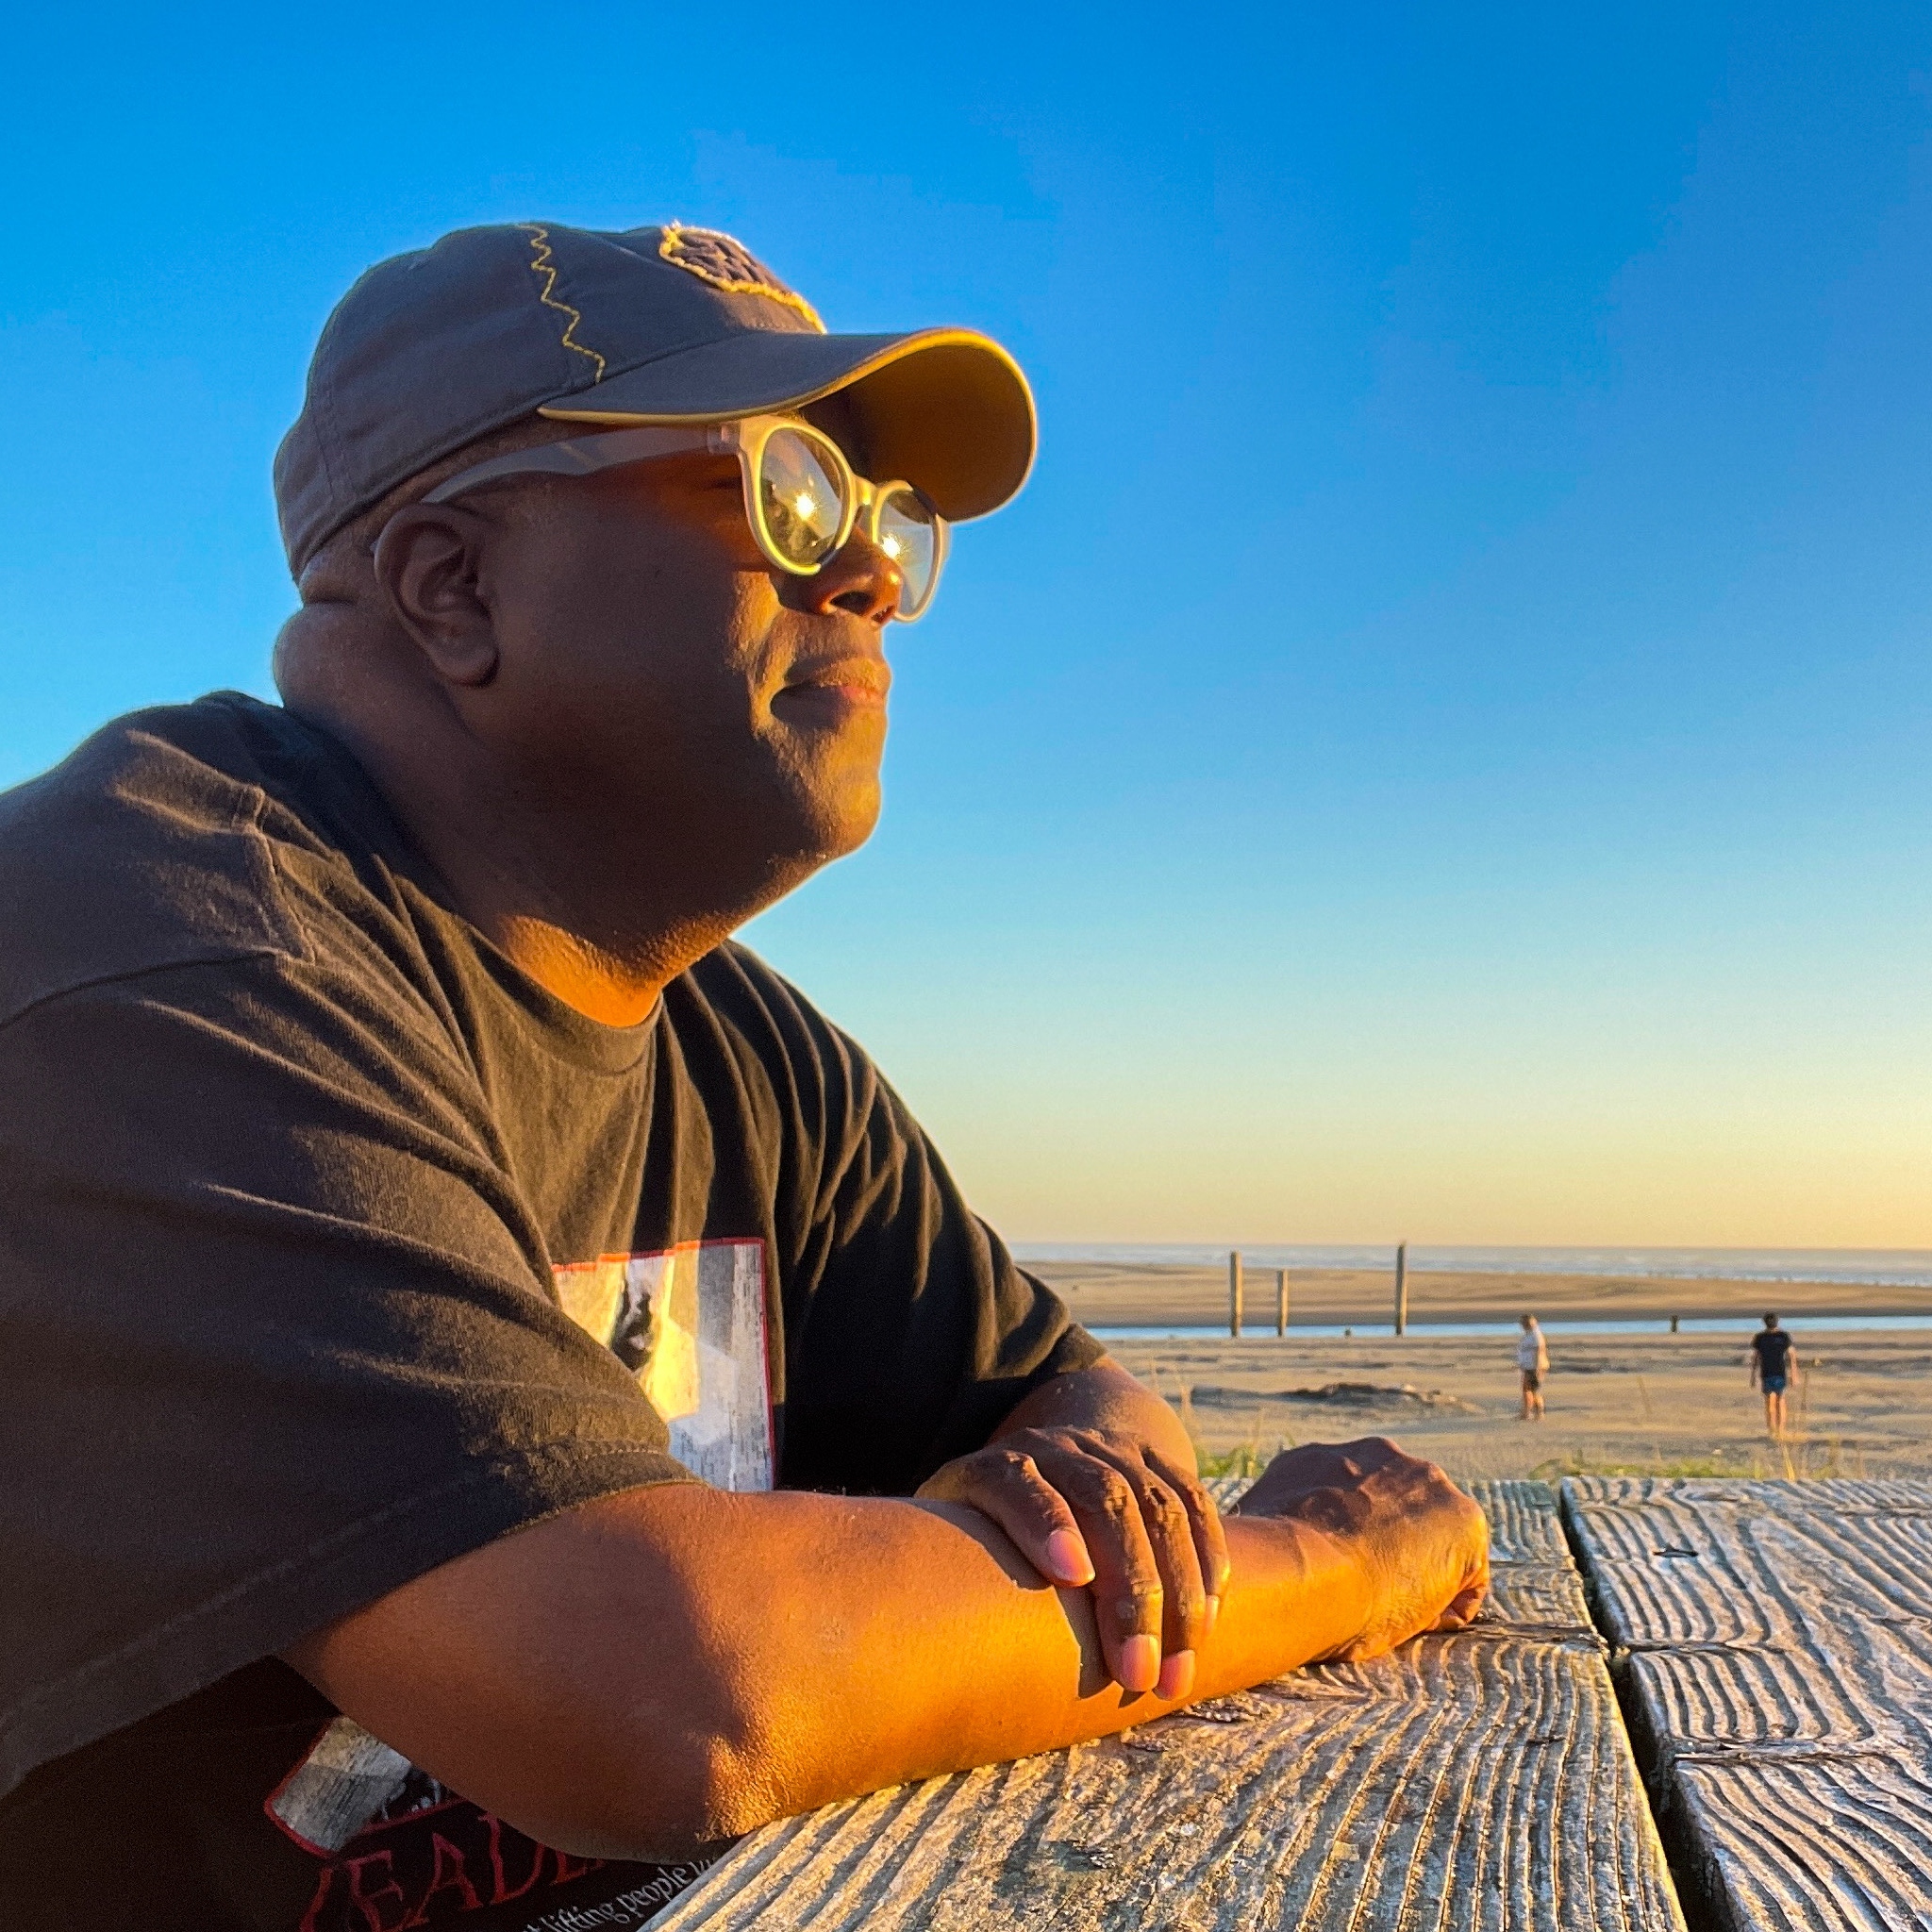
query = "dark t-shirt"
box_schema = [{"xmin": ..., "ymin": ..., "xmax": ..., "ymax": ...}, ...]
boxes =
[
  {"xmin": 0, "ymin": 695, "xmax": 1099, "ymax": 1931},
  {"xmin": 1751, "ymin": 1329, "xmax": 1795, "ymax": 1379}
]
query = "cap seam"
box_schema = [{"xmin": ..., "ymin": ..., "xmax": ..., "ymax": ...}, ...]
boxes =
[
  {"xmin": 540, "ymin": 322, "xmax": 847, "ymax": 391},
  {"xmin": 310, "ymin": 326, "xmax": 346, "ymax": 538}
]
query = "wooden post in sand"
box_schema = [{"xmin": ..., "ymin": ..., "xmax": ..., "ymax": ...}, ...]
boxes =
[
  {"xmin": 1228, "ymin": 1251, "xmax": 1243, "ymax": 1338},
  {"xmin": 1393, "ymin": 1242, "xmax": 1408, "ymax": 1336},
  {"xmin": 1275, "ymin": 1268, "xmax": 1289, "ymax": 1337}
]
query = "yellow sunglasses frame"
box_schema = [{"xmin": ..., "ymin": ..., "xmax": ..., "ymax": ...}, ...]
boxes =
[{"xmin": 419, "ymin": 415, "xmax": 950, "ymax": 621}]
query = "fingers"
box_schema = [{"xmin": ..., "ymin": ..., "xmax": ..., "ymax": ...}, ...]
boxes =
[
  {"xmin": 1428, "ymin": 1541, "xmax": 1492, "ymax": 1634},
  {"xmin": 1069, "ymin": 1444, "xmax": 1210, "ymax": 1689},
  {"xmin": 918, "ymin": 1449, "xmax": 1097, "ymax": 1589},
  {"xmin": 922, "ymin": 1433, "xmax": 1218, "ymax": 1699},
  {"xmin": 1146, "ymin": 1446, "xmax": 1232, "ymax": 1626},
  {"xmin": 1434, "ymin": 1579, "xmax": 1488, "ymax": 1630},
  {"xmin": 1059, "ymin": 1454, "xmax": 1171, "ymax": 1694}
]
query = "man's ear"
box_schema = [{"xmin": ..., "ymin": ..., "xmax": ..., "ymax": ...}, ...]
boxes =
[{"xmin": 371, "ymin": 505, "xmax": 501, "ymax": 687}]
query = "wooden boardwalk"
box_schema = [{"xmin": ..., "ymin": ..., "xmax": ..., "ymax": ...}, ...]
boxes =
[
  {"xmin": 1565, "ymin": 1476, "xmax": 1932, "ymax": 1932},
  {"xmin": 649, "ymin": 1480, "xmax": 1683, "ymax": 1930}
]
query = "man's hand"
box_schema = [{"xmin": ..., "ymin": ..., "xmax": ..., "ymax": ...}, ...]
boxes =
[
  {"xmin": 1235, "ymin": 1437, "xmax": 1490, "ymax": 1659},
  {"xmin": 914, "ymin": 1359, "xmax": 1226, "ymax": 1699}
]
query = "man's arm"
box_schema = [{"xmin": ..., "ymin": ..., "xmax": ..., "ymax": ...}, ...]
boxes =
[{"xmin": 285, "ymin": 1435, "xmax": 1486, "ymax": 1865}]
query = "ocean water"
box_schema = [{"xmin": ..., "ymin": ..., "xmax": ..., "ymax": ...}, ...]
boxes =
[
  {"xmin": 1091, "ymin": 1315, "xmax": 1932, "ymax": 1341},
  {"xmin": 1009, "ymin": 1243, "xmax": 1932, "ymax": 1290}
]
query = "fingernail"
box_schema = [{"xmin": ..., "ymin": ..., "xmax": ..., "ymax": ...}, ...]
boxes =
[
  {"xmin": 1046, "ymin": 1529, "xmax": 1094, "ymax": 1585},
  {"xmin": 1118, "ymin": 1633, "xmax": 1161, "ymax": 1693},
  {"xmin": 1205, "ymin": 1593, "xmax": 1221, "ymax": 1634},
  {"xmin": 1157, "ymin": 1649, "xmax": 1197, "ymax": 1701}
]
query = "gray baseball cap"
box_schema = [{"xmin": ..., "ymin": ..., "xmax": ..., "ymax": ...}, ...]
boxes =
[{"xmin": 274, "ymin": 221, "xmax": 1037, "ymax": 576}]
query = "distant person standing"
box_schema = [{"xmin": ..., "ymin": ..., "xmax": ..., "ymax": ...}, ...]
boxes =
[
  {"xmin": 1749, "ymin": 1313, "xmax": 1797, "ymax": 1438},
  {"xmin": 1517, "ymin": 1315, "xmax": 1548, "ymax": 1421}
]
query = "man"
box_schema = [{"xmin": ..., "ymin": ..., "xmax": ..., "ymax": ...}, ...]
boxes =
[
  {"xmin": 0, "ymin": 221, "xmax": 1488, "ymax": 1932},
  {"xmin": 1749, "ymin": 1312, "xmax": 1797, "ymax": 1438},
  {"xmin": 1516, "ymin": 1314, "xmax": 1547, "ymax": 1421}
]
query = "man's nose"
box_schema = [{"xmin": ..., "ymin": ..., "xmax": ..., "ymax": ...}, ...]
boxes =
[{"xmin": 788, "ymin": 528, "xmax": 902, "ymax": 625}]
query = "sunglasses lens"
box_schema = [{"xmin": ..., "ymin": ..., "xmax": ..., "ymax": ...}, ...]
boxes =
[
  {"xmin": 875, "ymin": 488, "xmax": 943, "ymax": 617},
  {"xmin": 757, "ymin": 428, "xmax": 848, "ymax": 569}
]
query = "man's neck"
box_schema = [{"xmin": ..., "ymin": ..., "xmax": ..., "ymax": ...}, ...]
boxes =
[
  {"xmin": 294, "ymin": 696, "xmax": 749, "ymax": 1029},
  {"xmin": 398, "ymin": 799, "xmax": 756, "ymax": 1029},
  {"xmin": 489, "ymin": 911, "xmax": 715, "ymax": 1028}
]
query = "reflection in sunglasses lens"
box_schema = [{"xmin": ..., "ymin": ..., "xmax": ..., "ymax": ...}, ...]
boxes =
[
  {"xmin": 876, "ymin": 488, "xmax": 941, "ymax": 616},
  {"xmin": 758, "ymin": 429, "xmax": 847, "ymax": 567}
]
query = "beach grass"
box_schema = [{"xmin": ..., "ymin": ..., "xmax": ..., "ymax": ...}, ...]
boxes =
[{"xmin": 1530, "ymin": 1436, "xmax": 1867, "ymax": 1482}]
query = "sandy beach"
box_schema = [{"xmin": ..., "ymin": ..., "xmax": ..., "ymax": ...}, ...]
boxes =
[{"xmin": 1026, "ymin": 1259, "xmax": 1932, "ymax": 1483}]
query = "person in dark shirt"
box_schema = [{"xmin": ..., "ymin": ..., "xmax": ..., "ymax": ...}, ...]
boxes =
[
  {"xmin": 0, "ymin": 222, "xmax": 1489, "ymax": 1932},
  {"xmin": 1748, "ymin": 1313, "xmax": 1798, "ymax": 1438}
]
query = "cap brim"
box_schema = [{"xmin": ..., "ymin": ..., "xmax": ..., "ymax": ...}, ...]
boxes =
[{"xmin": 536, "ymin": 327, "xmax": 1035, "ymax": 522}]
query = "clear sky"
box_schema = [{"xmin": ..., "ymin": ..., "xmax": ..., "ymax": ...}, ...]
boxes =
[{"xmin": 3, "ymin": 3, "xmax": 1927, "ymax": 1248}]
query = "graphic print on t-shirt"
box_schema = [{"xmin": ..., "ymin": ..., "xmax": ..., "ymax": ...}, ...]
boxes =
[
  {"xmin": 552, "ymin": 1239, "xmax": 774, "ymax": 1493},
  {"xmin": 275, "ymin": 1746, "xmax": 716, "ymax": 1932},
  {"xmin": 269, "ymin": 1714, "xmax": 413, "ymax": 1855},
  {"xmin": 268, "ymin": 1240, "xmax": 771, "ymax": 1926}
]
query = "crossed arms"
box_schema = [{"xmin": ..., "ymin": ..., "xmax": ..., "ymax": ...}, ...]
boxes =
[{"xmin": 285, "ymin": 1359, "xmax": 1490, "ymax": 1862}]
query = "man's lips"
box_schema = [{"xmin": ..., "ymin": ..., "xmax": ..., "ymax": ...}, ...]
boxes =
[{"xmin": 775, "ymin": 655, "xmax": 891, "ymax": 713}]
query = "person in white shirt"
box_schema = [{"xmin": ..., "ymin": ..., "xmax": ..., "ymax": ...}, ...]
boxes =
[{"xmin": 1516, "ymin": 1315, "xmax": 1548, "ymax": 1421}]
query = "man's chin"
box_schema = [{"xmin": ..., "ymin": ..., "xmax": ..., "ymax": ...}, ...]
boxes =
[
  {"xmin": 743, "ymin": 783, "xmax": 882, "ymax": 898},
  {"xmin": 803, "ymin": 783, "xmax": 883, "ymax": 867}
]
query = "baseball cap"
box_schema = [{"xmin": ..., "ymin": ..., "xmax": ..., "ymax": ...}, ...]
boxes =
[{"xmin": 274, "ymin": 221, "xmax": 1037, "ymax": 576}]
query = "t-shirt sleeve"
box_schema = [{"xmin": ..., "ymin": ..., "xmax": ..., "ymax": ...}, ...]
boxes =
[
  {"xmin": 708, "ymin": 953, "xmax": 1103, "ymax": 1497},
  {"xmin": 0, "ymin": 954, "xmax": 688, "ymax": 1803}
]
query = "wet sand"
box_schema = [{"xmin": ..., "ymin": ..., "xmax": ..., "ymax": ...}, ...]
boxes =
[
  {"xmin": 1024, "ymin": 1261, "xmax": 1932, "ymax": 1482},
  {"xmin": 1027, "ymin": 1257, "xmax": 1932, "ymax": 1331}
]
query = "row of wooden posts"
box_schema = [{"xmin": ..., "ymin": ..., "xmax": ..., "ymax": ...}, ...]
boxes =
[{"xmin": 1227, "ymin": 1243, "xmax": 1409, "ymax": 1338}]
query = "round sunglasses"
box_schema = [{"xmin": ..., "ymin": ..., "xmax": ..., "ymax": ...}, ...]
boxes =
[{"xmin": 419, "ymin": 416, "xmax": 950, "ymax": 621}]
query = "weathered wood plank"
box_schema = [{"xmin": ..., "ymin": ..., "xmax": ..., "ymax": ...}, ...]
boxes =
[
  {"xmin": 648, "ymin": 1481, "xmax": 1682, "ymax": 1930},
  {"xmin": 1564, "ymin": 1476, "xmax": 1932, "ymax": 1932}
]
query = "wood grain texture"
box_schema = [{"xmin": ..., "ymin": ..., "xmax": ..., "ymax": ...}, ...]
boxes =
[
  {"xmin": 647, "ymin": 1480, "xmax": 1682, "ymax": 1930},
  {"xmin": 1563, "ymin": 1476, "xmax": 1932, "ymax": 1932}
]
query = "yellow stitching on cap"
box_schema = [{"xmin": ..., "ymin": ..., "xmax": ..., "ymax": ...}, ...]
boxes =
[
  {"xmin": 659, "ymin": 224, "xmax": 826, "ymax": 333},
  {"xmin": 515, "ymin": 224, "xmax": 607, "ymax": 381}
]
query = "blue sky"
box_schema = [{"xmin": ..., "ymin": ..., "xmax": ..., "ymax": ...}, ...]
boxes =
[{"xmin": 4, "ymin": 2, "xmax": 1928, "ymax": 1245}]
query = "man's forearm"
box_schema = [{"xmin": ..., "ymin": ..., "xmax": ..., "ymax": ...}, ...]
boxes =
[
  {"xmin": 683, "ymin": 1492, "xmax": 1368, "ymax": 1830},
  {"xmin": 287, "ymin": 1480, "xmax": 1371, "ymax": 1862}
]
